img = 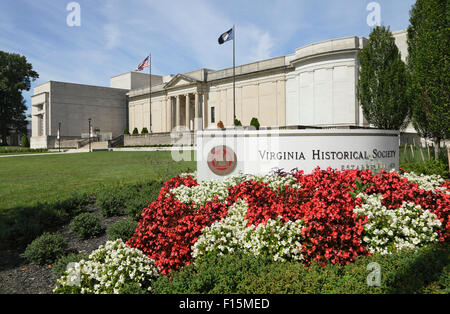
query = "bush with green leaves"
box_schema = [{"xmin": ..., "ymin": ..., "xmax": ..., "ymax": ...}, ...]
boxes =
[
  {"xmin": 400, "ymin": 159, "xmax": 449, "ymax": 180},
  {"xmin": 54, "ymin": 239, "xmax": 159, "ymax": 294},
  {"xmin": 106, "ymin": 219, "xmax": 138, "ymax": 242},
  {"xmin": 96, "ymin": 182, "xmax": 161, "ymax": 218},
  {"xmin": 124, "ymin": 182, "xmax": 161, "ymax": 220},
  {"xmin": 132, "ymin": 128, "xmax": 139, "ymax": 135},
  {"xmin": 24, "ymin": 232, "xmax": 68, "ymax": 265},
  {"xmin": 250, "ymin": 117, "xmax": 260, "ymax": 130},
  {"xmin": 96, "ymin": 186, "xmax": 129, "ymax": 217},
  {"xmin": 70, "ymin": 213, "xmax": 103, "ymax": 239},
  {"xmin": 141, "ymin": 127, "xmax": 149, "ymax": 134},
  {"xmin": 123, "ymin": 128, "xmax": 130, "ymax": 135},
  {"xmin": 152, "ymin": 243, "xmax": 449, "ymax": 294}
]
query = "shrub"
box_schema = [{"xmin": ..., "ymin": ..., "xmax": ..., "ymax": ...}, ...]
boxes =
[
  {"xmin": 152, "ymin": 252, "xmax": 274, "ymax": 294},
  {"xmin": 21, "ymin": 135, "xmax": 30, "ymax": 148},
  {"xmin": 250, "ymin": 117, "xmax": 260, "ymax": 130},
  {"xmin": 96, "ymin": 186, "xmax": 129, "ymax": 217},
  {"xmin": 118, "ymin": 282, "xmax": 148, "ymax": 294},
  {"xmin": 401, "ymin": 159, "xmax": 449, "ymax": 179},
  {"xmin": 52, "ymin": 252, "xmax": 89, "ymax": 279},
  {"xmin": 70, "ymin": 213, "xmax": 103, "ymax": 239},
  {"xmin": 54, "ymin": 239, "xmax": 159, "ymax": 294},
  {"xmin": 24, "ymin": 232, "xmax": 68, "ymax": 265},
  {"xmin": 106, "ymin": 219, "xmax": 138, "ymax": 242},
  {"xmin": 132, "ymin": 128, "xmax": 139, "ymax": 135},
  {"xmin": 124, "ymin": 128, "xmax": 130, "ymax": 135},
  {"xmin": 124, "ymin": 182, "xmax": 161, "ymax": 220},
  {"xmin": 234, "ymin": 119, "xmax": 242, "ymax": 127},
  {"xmin": 217, "ymin": 121, "xmax": 224, "ymax": 129},
  {"xmin": 141, "ymin": 127, "xmax": 149, "ymax": 134},
  {"xmin": 54, "ymin": 192, "xmax": 91, "ymax": 216},
  {"xmin": 153, "ymin": 243, "xmax": 449, "ymax": 294}
]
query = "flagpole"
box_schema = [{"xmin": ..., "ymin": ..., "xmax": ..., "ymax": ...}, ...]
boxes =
[
  {"xmin": 149, "ymin": 53, "xmax": 152, "ymax": 133},
  {"xmin": 232, "ymin": 25, "xmax": 236, "ymax": 125}
]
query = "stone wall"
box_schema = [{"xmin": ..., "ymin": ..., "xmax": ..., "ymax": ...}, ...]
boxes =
[{"xmin": 124, "ymin": 132, "xmax": 194, "ymax": 146}]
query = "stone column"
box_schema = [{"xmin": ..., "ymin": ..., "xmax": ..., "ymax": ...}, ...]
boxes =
[
  {"xmin": 176, "ymin": 95, "xmax": 181, "ymax": 128},
  {"xmin": 166, "ymin": 97, "xmax": 172, "ymax": 132},
  {"xmin": 203, "ymin": 93, "xmax": 208, "ymax": 129},
  {"xmin": 194, "ymin": 92, "xmax": 201, "ymax": 130},
  {"xmin": 185, "ymin": 94, "xmax": 191, "ymax": 130}
]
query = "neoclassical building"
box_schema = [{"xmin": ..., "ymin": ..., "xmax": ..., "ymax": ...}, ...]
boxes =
[{"xmin": 31, "ymin": 30, "xmax": 409, "ymax": 148}]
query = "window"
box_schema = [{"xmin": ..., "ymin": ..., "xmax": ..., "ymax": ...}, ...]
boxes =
[{"xmin": 211, "ymin": 107, "xmax": 215, "ymax": 124}]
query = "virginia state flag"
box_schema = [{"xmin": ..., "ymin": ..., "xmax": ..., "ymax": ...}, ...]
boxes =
[{"xmin": 218, "ymin": 28, "xmax": 233, "ymax": 45}]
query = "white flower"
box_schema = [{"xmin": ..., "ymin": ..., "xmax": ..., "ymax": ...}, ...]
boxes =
[
  {"xmin": 54, "ymin": 239, "xmax": 159, "ymax": 294},
  {"xmin": 354, "ymin": 194, "xmax": 442, "ymax": 255},
  {"xmin": 192, "ymin": 199, "xmax": 305, "ymax": 262}
]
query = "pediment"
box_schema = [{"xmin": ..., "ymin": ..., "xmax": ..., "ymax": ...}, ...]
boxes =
[{"xmin": 164, "ymin": 74, "xmax": 198, "ymax": 89}]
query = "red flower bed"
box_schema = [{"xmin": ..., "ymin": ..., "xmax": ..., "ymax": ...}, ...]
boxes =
[
  {"xmin": 127, "ymin": 175, "xmax": 227, "ymax": 275},
  {"xmin": 127, "ymin": 170, "xmax": 450, "ymax": 275}
]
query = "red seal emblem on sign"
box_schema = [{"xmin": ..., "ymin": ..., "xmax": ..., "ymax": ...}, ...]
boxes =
[{"xmin": 207, "ymin": 145, "xmax": 237, "ymax": 176}]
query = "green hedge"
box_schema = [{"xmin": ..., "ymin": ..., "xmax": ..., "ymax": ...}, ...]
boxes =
[
  {"xmin": 152, "ymin": 243, "xmax": 449, "ymax": 294},
  {"xmin": 106, "ymin": 219, "xmax": 138, "ymax": 242},
  {"xmin": 24, "ymin": 232, "xmax": 68, "ymax": 265},
  {"xmin": 400, "ymin": 159, "xmax": 449, "ymax": 179},
  {"xmin": 70, "ymin": 213, "xmax": 103, "ymax": 239},
  {"xmin": 96, "ymin": 181, "xmax": 161, "ymax": 219}
]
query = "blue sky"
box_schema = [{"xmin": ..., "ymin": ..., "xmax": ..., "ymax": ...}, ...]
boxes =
[{"xmin": 0, "ymin": 0, "xmax": 416, "ymax": 116}]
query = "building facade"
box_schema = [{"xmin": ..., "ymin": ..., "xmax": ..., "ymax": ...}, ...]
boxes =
[
  {"xmin": 31, "ymin": 81, "xmax": 129, "ymax": 148},
  {"xmin": 31, "ymin": 30, "xmax": 410, "ymax": 148},
  {"xmin": 127, "ymin": 30, "xmax": 409, "ymax": 132}
]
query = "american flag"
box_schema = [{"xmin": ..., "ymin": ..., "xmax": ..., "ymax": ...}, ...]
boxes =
[{"xmin": 135, "ymin": 56, "xmax": 150, "ymax": 71}]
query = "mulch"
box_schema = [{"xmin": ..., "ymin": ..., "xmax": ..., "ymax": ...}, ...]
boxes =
[{"xmin": 0, "ymin": 206, "xmax": 125, "ymax": 294}]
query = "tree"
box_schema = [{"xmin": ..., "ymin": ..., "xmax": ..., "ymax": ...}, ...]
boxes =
[
  {"xmin": 21, "ymin": 135, "xmax": 30, "ymax": 148},
  {"xmin": 0, "ymin": 51, "xmax": 38, "ymax": 145},
  {"xmin": 357, "ymin": 26, "xmax": 410, "ymax": 130},
  {"xmin": 407, "ymin": 0, "xmax": 449, "ymax": 159}
]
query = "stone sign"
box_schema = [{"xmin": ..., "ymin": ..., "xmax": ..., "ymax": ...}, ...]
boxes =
[{"xmin": 196, "ymin": 129, "xmax": 399, "ymax": 182}]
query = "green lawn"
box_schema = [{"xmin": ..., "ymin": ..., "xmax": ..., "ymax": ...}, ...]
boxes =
[{"xmin": 0, "ymin": 151, "xmax": 195, "ymax": 211}]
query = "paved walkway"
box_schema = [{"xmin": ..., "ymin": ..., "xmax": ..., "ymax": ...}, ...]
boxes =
[
  {"xmin": 0, "ymin": 147, "xmax": 196, "ymax": 157},
  {"xmin": 0, "ymin": 151, "xmax": 87, "ymax": 158}
]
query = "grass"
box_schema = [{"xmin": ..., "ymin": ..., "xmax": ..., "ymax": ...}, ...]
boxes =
[
  {"xmin": 0, "ymin": 151, "xmax": 195, "ymax": 211},
  {"xmin": 399, "ymin": 144, "xmax": 448, "ymax": 164},
  {"xmin": 1, "ymin": 145, "xmax": 447, "ymax": 211}
]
